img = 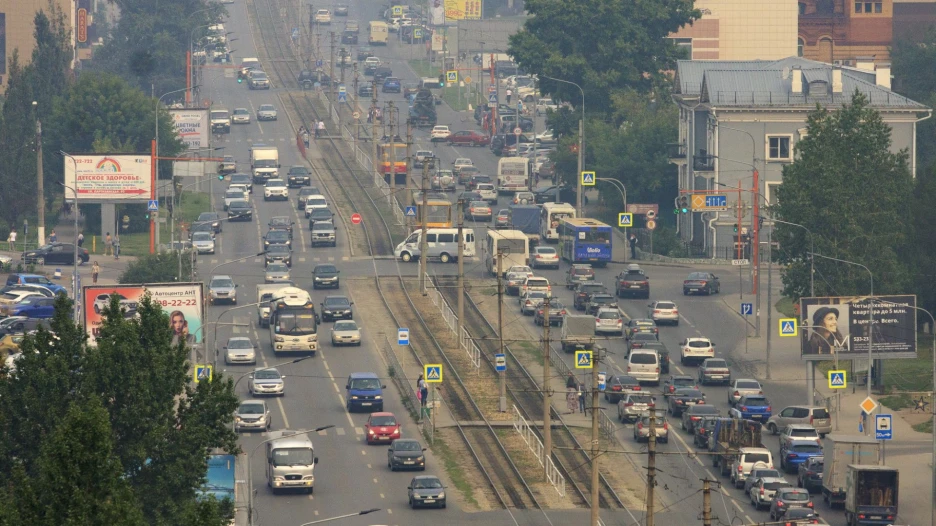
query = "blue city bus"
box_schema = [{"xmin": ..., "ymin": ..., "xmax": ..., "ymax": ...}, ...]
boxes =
[{"xmin": 557, "ymin": 218, "xmax": 612, "ymax": 267}]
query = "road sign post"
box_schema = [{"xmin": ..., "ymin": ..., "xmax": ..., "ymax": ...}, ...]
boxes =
[
  {"xmin": 398, "ymin": 328, "xmax": 410, "ymax": 345},
  {"xmin": 779, "ymin": 318, "xmax": 798, "ymax": 337},
  {"xmin": 575, "ymin": 350, "xmax": 593, "ymax": 369},
  {"xmin": 618, "ymin": 212, "xmax": 633, "ymax": 227},
  {"xmin": 495, "ymin": 353, "xmax": 506, "ymax": 372},
  {"xmin": 828, "ymin": 370, "xmax": 847, "ymax": 389}
]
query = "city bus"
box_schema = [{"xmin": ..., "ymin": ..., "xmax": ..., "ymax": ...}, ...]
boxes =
[
  {"xmin": 485, "ymin": 229, "xmax": 530, "ymax": 276},
  {"xmin": 539, "ymin": 202, "xmax": 576, "ymax": 243},
  {"xmin": 557, "ymin": 218, "xmax": 612, "ymax": 267},
  {"xmin": 268, "ymin": 287, "xmax": 319, "ymax": 355},
  {"xmin": 368, "ymin": 21, "xmax": 389, "ymax": 45},
  {"xmin": 415, "ymin": 200, "xmax": 454, "ymax": 228},
  {"xmin": 496, "ymin": 157, "xmax": 530, "ymax": 194},
  {"xmin": 377, "ymin": 141, "xmax": 407, "ymax": 186}
]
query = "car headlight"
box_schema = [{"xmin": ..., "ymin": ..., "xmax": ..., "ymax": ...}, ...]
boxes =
[
  {"xmin": 351, "ymin": 395, "xmax": 359, "ymax": 400},
  {"xmin": 374, "ymin": 395, "xmax": 382, "ymax": 400},
  {"xmin": 368, "ymin": 429, "xmax": 375, "ymax": 435},
  {"xmin": 438, "ymin": 492, "xmax": 445, "ymax": 499},
  {"xmin": 235, "ymin": 416, "xmax": 243, "ymax": 422}
]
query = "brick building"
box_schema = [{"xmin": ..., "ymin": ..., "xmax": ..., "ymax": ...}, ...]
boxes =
[
  {"xmin": 669, "ymin": 0, "xmax": 799, "ymax": 60},
  {"xmin": 0, "ymin": 0, "xmax": 81, "ymax": 94}
]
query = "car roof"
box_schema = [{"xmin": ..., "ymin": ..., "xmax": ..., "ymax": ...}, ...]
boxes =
[
  {"xmin": 786, "ymin": 424, "xmax": 817, "ymax": 430},
  {"xmin": 239, "ymin": 399, "xmax": 266, "ymax": 406},
  {"xmin": 350, "ymin": 372, "xmax": 378, "ymax": 379},
  {"xmin": 369, "ymin": 411, "xmax": 394, "ymax": 417},
  {"xmin": 228, "ymin": 336, "xmax": 252, "ymax": 342},
  {"xmin": 211, "ymin": 275, "xmax": 234, "ymax": 281}
]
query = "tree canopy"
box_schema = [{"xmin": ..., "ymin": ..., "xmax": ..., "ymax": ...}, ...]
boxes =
[
  {"xmin": 119, "ymin": 251, "xmax": 196, "ymax": 284},
  {"xmin": 0, "ymin": 294, "xmax": 238, "ymax": 525},
  {"xmin": 773, "ymin": 92, "xmax": 914, "ymax": 300},
  {"xmin": 508, "ymin": 0, "xmax": 698, "ymax": 112}
]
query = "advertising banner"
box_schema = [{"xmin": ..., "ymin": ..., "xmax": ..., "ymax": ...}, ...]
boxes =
[
  {"xmin": 82, "ymin": 283, "xmax": 204, "ymax": 347},
  {"xmin": 799, "ymin": 295, "xmax": 917, "ymax": 361},
  {"xmin": 170, "ymin": 108, "xmax": 210, "ymax": 150},
  {"xmin": 444, "ymin": 0, "xmax": 481, "ymax": 20},
  {"xmin": 199, "ymin": 454, "xmax": 236, "ymax": 502},
  {"xmin": 64, "ymin": 155, "xmax": 152, "ymax": 202}
]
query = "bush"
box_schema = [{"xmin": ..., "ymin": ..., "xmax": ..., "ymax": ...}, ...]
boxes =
[{"xmin": 119, "ymin": 251, "xmax": 194, "ymax": 284}]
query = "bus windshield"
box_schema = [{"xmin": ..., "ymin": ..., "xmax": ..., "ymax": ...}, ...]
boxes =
[{"xmin": 276, "ymin": 312, "xmax": 317, "ymax": 335}]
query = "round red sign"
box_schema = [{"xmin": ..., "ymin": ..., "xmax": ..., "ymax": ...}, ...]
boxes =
[{"xmin": 351, "ymin": 213, "xmax": 362, "ymax": 225}]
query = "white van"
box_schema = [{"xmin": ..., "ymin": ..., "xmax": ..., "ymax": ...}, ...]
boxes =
[
  {"xmin": 394, "ymin": 228, "xmax": 476, "ymax": 263},
  {"xmin": 627, "ymin": 350, "xmax": 661, "ymax": 385}
]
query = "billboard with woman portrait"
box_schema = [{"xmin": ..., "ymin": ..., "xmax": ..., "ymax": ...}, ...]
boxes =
[
  {"xmin": 82, "ymin": 283, "xmax": 204, "ymax": 347},
  {"xmin": 799, "ymin": 295, "xmax": 917, "ymax": 361}
]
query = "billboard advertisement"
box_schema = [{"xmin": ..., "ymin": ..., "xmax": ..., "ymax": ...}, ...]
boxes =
[
  {"xmin": 82, "ymin": 283, "xmax": 204, "ymax": 347},
  {"xmin": 199, "ymin": 454, "xmax": 236, "ymax": 502},
  {"xmin": 799, "ymin": 295, "xmax": 917, "ymax": 361},
  {"xmin": 444, "ymin": 0, "xmax": 481, "ymax": 20},
  {"xmin": 170, "ymin": 108, "xmax": 210, "ymax": 150},
  {"xmin": 64, "ymin": 155, "xmax": 152, "ymax": 202}
]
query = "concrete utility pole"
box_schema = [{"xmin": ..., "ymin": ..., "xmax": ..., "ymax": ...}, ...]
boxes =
[
  {"xmin": 576, "ymin": 118, "xmax": 584, "ymax": 215},
  {"xmin": 590, "ymin": 346, "xmax": 600, "ymax": 526},
  {"xmin": 646, "ymin": 408, "xmax": 657, "ymax": 526},
  {"xmin": 405, "ymin": 117, "xmax": 413, "ymax": 207},
  {"xmin": 352, "ymin": 62, "xmax": 359, "ymax": 110},
  {"xmin": 419, "ymin": 158, "xmax": 430, "ymax": 295},
  {"xmin": 389, "ymin": 102, "xmax": 397, "ymax": 192},
  {"xmin": 766, "ymin": 223, "xmax": 773, "ymax": 380},
  {"xmin": 329, "ymin": 31, "xmax": 336, "ymax": 116},
  {"xmin": 371, "ymin": 80, "xmax": 379, "ymax": 185},
  {"xmin": 456, "ymin": 201, "xmax": 465, "ymax": 339},
  {"xmin": 497, "ymin": 250, "xmax": 507, "ymax": 412},
  {"xmin": 34, "ymin": 104, "xmax": 46, "ymax": 247},
  {"xmin": 542, "ymin": 296, "xmax": 552, "ymax": 481},
  {"xmin": 701, "ymin": 479, "xmax": 713, "ymax": 526}
]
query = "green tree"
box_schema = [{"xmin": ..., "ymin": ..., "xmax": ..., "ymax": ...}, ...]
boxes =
[
  {"xmin": 508, "ymin": 0, "xmax": 698, "ymax": 112},
  {"xmin": 0, "ymin": 53, "xmax": 39, "ymax": 231},
  {"xmin": 774, "ymin": 92, "xmax": 914, "ymax": 300},
  {"xmin": 119, "ymin": 251, "xmax": 195, "ymax": 284},
  {"xmin": 891, "ymin": 28, "xmax": 936, "ymax": 172}
]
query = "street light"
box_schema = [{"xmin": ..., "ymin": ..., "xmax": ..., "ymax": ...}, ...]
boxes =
[
  {"xmin": 246, "ymin": 426, "xmax": 336, "ymax": 526},
  {"xmin": 170, "ymin": 146, "xmax": 225, "ymax": 250},
  {"xmin": 297, "ymin": 508, "xmax": 381, "ymax": 525},
  {"xmin": 539, "ymin": 75, "xmax": 585, "ymax": 214},
  {"xmin": 56, "ymin": 174, "xmax": 80, "ymax": 322},
  {"xmin": 597, "ymin": 177, "xmax": 628, "ymax": 259},
  {"xmin": 230, "ymin": 355, "xmax": 315, "ymax": 432},
  {"xmin": 155, "ymin": 86, "xmax": 198, "ymax": 251}
]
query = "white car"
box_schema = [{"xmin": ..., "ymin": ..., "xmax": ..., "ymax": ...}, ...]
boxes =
[
  {"xmin": 263, "ymin": 178, "xmax": 289, "ymax": 201},
  {"xmin": 647, "ymin": 300, "xmax": 679, "ymax": 326},
  {"xmin": 0, "ymin": 290, "xmax": 44, "ymax": 307},
  {"xmin": 595, "ymin": 307, "xmax": 624, "ymax": 336},
  {"xmin": 248, "ymin": 367, "xmax": 285, "ymax": 396},
  {"xmin": 257, "ymin": 104, "xmax": 277, "ymax": 121},
  {"xmin": 303, "ymin": 195, "xmax": 329, "ymax": 217},
  {"xmin": 528, "ymin": 246, "xmax": 559, "ymax": 269},
  {"xmin": 430, "ymin": 125, "xmax": 451, "ymax": 141},
  {"xmin": 223, "ymin": 188, "xmax": 248, "ymax": 210},
  {"xmin": 224, "ymin": 337, "xmax": 257, "ymax": 365},
  {"xmin": 232, "ymin": 107, "xmax": 251, "ymax": 124},
  {"xmin": 475, "ymin": 183, "xmax": 498, "ymax": 205},
  {"xmin": 331, "ymin": 320, "xmax": 362, "ymax": 346},
  {"xmin": 506, "ymin": 265, "xmax": 534, "ymax": 278},
  {"xmin": 680, "ymin": 337, "xmax": 715, "ymax": 365},
  {"xmin": 536, "ymin": 99, "xmax": 558, "ymax": 115},
  {"xmin": 191, "ymin": 232, "xmax": 216, "ymax": 254},
  {"xmin": 452, "ymin": 157, "xmax": 473, "ymax": 170},
  {"xmin": 314, "ymin": 9, "xmax": 332, "ymax": 24}
]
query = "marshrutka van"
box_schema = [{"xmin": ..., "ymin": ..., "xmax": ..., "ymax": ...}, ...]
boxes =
[
  {"xmin": 266, "ymin": 430, "xmax": 318, "ymax": 494},
  {"xmin": 394, "ymin": 228, "xmax": 476, "ymax": 263},
  {"xmin": 368, "ymin": 21, "xmax": 388, "ymax": 45}
]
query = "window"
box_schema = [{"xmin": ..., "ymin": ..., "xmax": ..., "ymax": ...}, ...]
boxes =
[
  {"xmin": 797, "ymin": 38, "xmax": 805, "ymax": 57},
  {"xmin": 765, "ymin": 182, "xmax": 782, "ymax": 206},
  {"xmin": 865, "ymin": 2, "xmax": 872, "ymax": 12},
  {"xmin": 438, "ymin": 233, "xmax": 454, "ymax": 243},
  {"xmin": 874, "ymin": 2, "xmax": 882, "ymax": 12},
  {"xmin": 855, "ymin": 1, "xmax": 862, "ymax": 12},
  {"xmin": 767, "ymin": 135, "xmax": 792, "ymax": 161},
  {"xmin": 799, "ymin": 2, "xmax": 806, "ymax": 14}
]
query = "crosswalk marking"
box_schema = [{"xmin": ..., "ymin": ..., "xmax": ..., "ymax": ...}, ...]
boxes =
[
  {"xmin": 336, "ymin": 427, "xmax": 345, "ymax": 435},
  {"xmin": 298, "ymin": 257, "xmax": 306, "ymax": 262}
]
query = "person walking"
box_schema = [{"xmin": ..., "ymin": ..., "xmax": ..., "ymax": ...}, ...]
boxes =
[
  {"xmin": 416, "ymin": 374, "xmax": 428, "ymax": 422},
  {"xmin": 629, "ymin": 233, "xmax": 638, "ymax": 260},
  {"xmin": 48, "ymin": 230, "xmax": 57, "ymax": 243},
  {"xmin": 7, "ymin": 229, "xmax": 15, "ymax": 251},
  {"xmin": 91, "ymin": 261, "xmax": 100, "ymax": 284},
  {"xmin": 505, "ymin": 88, "xmax": 513, "ymax": 105},
  {"xmin": 315, "ymin": 120, "xmax": 325, "ymax": 138},
  {"xmin": 566, "ymin": 372, "xmax": 578, "ymax": 414},
  {"xmin": 104, "ymin": 232, "xmax": 113, "ymax": 256},
  {"xmin": 77, "ymin": 231, "xmax": 85, "ymax": 248},
  {"xmin": 113, "ymin": 236, "xmax": 120, "ymax": 260},
  {"xmin": 578, "ymin": 382, "xmax": 587, "ymax": 413}
]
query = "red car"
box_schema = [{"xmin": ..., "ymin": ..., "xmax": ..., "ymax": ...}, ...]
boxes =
[
  {"xmin": 364, "ymin": 412, "xmax": 401, "ymax": 444},
  {"xmin": 447, "ymin": 130, "xmax": 491, "ymax": 147}
]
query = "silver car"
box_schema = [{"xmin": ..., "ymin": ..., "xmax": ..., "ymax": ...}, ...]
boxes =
[
  {"xmin": 191, "ymin": 232, "xmax": 215, "ymax": 254},
  {"xmin": 235, "ymin": 399, "xmax": 271, "ymax": 432},
  {"xmin": 331, "ymin": 320, "xmax": 362, "ymax": 346},
  {"xmin": 208, "ymin": 275, "xmax": 237, "ymax": 305},
  {"xmin": 765, "ymin": 405, "xmax": 832, "ymax": 436},
  {"xmin": 257, "ymin": 103, "xmax": 277, "ymax": 121},
  {"xmin": 528, "ymin": 246, "xmax": 559, "ymax": 269},
  {"xmin": 633, "ymin": 410, "xmax": 668, "ymax": 443},
  {"xmin": 647, "ymin": 300, "xmax": 679, "ymax": 325},
  {"xmin": 618, "ymin": 393, "xmax": 656, "ymax": 423},
  {"xmin": 248, "ymin": 367, "xmax": 286, "ymax": 396},
  {"xmin": 264, "ymin": 263, "xmax": 291, "ymax": 283},
  {"xmin": 519, "ymin": 290, "xmax": 549, "ymax": 315},
  {"xmin": 224, "ymin": 336, "xmax": 257, "ymax": 365},
  {"xmin": 729, "ymin": 378, "xmax": 763, "ymax": 406},
  {"xmin": 232, "ymin": 107, "xmax": 251, "ymax": 124}
]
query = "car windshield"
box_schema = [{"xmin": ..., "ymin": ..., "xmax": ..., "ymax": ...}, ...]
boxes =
[
  {"xmin": 655, "ymin": 302, "xmax": 676, "ymax": 309},
  {"xmin": 470, "ymin": 201, "xmax": 488, "ymax": 208},
  {"xmin": 334, "ymin": 321, "xmax": 357, "ymax": 331},
  {"xmin": 413, "ymin": 478, "xmax": 443, "ymax": 489},
  {"xmin": 630, "ymin": 395, "xmax": 653, "ymax": 404},
  {"xmin": 592, "ymin": 295, "xmax": 614, "ymax": 302},
  {"xmin": 310, "ymin": 209, "xmax": 332, "ymax": 219},
  {"xmin": 270, "ymin": 217, "xmax": 290, "ymax": 226},
  {"xmin": 268, "ymin": 245, "xmax": 288, "ymax": 254},
  {"xmin": 743, "ymin": 396, "xmax": 768, "ymax": 404},
  {"xmin": 312, "ymin": 223, "xmax": 333, "ymax": 231},
  {"xmin": 230, "ymin": 201, "xmax": 249, "ymax": 208},
  {"xmin": 705, "ymin": 360, "xmax": 728, "ymax": 368},
  {"xmin": 238, "ymin": 403, "xmax": 264, "ymax": 415},
  {"xmin": 276, "ymin": 313, "xmax": 316, "ymax": 334},
  {"xmin": 688, "ymin": 273, "xmax": 708, "ymax": 280},
  {"xmin": 228, "ymin": 339, "xmax": 253, "ymax": 349},
  {"xmin": 198, "ymin": 213, "xmax": 218, "ymax": 221},
  {"xmin": 255, "ymin": 369, "xmax": 281, "ymax": 379},
  {"xmin": 271, "ymin": 448, "xmax": 313, "ymax": 466},
  {"xmin": 536, "ymin": 247, "xmax": 557, "ymax": 255},
  {"xmin": 259, "ymin": 104, "xmax": 275, "ymax": 111},
  {"xmin": 351, "ymin": 378, "xmax": 380, "ymax": 390},
  {"xmin": 234, "ymin": 109, "xmax": 248, "ymax": 115},
  {"xmin": 211, "ymin": 279, "xmax": 235, "ymax": 288},
  {"xmin": 370, "ymin": 415, "xmax": 397, "ymax": 426},
  {"xmin": 688, "ymin": 340, "xmax": 712, "ymax": 348},
  {"xmin": 267, "ymin": 180, "xmax": 286, "ymax": 187},
  {"xmin": 781, "ymin": 491, "xmax": 809, "ymax": 502},
  {"xmin": 676, "ymin": 389, "xmax": 703, "ymax": 397},
  {"xmin": 225, "ymin": 190, "xmax": 243, "ymax": 198},
  {"xmin": 598, "ymin": 311, "xmax": 619, "ymax": 319},
  {"xmin": 316, "ymin": 265, "xmax": 337, "ymax": 274},
  {"xmin": 764, "ymin": 481, "xmax": 790, "ymax": 490},
  {"xmin": 231, "ymin": 176, "xmax": 250, "ymax": 184},
  {"xmin": 737, "ymin": 380, "xmax": 761, "ymax": 389},
  {"xmin": 394, "ymin": 441, "xmax": 421, "ymax": 451},
  {"xmin": 267, "ymin": 231, "xmax": 288, "ymax": 241},
  {"xmin": 581, "ymin": 284, "xmax": 605, "ymax": 293},
  {"xmin": 267, "ymin": 264, "xmax": 288, "ymax": 273},
  {"xmin": 325, "ymin": 297, "xmax": 350, "ymax": 307},
  {"xmin": 745, "ymin": 453, "xmax": 771, "ymax": 464},
  {"xmin": 308, "ymin": 198, "xmax": 327, "ymax": 206},
  {"xmin": 289, "ymin": 167, "xmax": 310, "ymax": 175},
  {"xmin": 633, "ymin": 333, "xmax": 657, "ymax": 341},
  {"xmin": 192, "ymin": 232, "xmax": 213, "ymax": 241},
  {"xmin": 630, "ymin": 353, "xmax": 657, "ymax": 364}
]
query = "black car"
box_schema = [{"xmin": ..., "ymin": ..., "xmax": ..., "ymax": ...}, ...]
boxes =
[
  {"xmin": 682, "ymin": 404, "xmax": 720, "ymax": 434},
  {"xmin": 267, "ymin": 216, "xmax": 294, "ymax": 239},
  {"xmin": 667, "ymin": 388, "xmax": 706, "ymax": 417},
  {"xmin": 227, "ymin": 200, "xmax": 253, "ymax": 221},
  {"xmin": 358, "ymin": 84, "xmax": 374, "ymax": 97},
  {"xmin": 341, "ymin": 30, "xmax": 358, "ymax": 44},
  {"xmin": 640, "ymin": 341, "xmax": 671, "ymax": 374},
  {"xmin": 373, "ymin": 66, "xmax": 393, "ymax": 83},
  {"xmin": 693, "ymin": 416, "xmax": 729, "ymax": 448},
  {"xmin": 22, "ymin": 242, "xmax": 89, "ymax": 265},
  {"xmin": 286, "ymin": 166, "xmax": 312, "ymax": 187},
  {"xmin": 320, "ymin": 295, "xmax": 353, "ymax": 321},
  {"xmin": 585, "ymin": 293, "xmax": 617, "ymax": 315},
  {"xmin": 190, "ymin": 221, "xmax": 215, "ymax": 237},
  {"xmin": 797, "ymin": 457, "xmax": 824, "ymax": 493},
  {"xmin": 264, "ymin": 244, "xmax": 292, "ymax": 267},
  {"xmin": 307, "ymin": 208, "xmax": 335, "ymax": 228},
  {"xmin": 197, "ymin": 212, "xmax": 222, "ymax": 233},
  {"xmin": 627, "ymin": 332, "xmax": 660, "ymax": 355},
  {"xmin": 604, "ymin": 374, "xmax": 641, "ymax": 403},
  {"xmin": 573, "ymin": 282, "xmax": 607, "ymax": 311},
  {"xmin": 357, "ymin": 46, "xmax": 373, "ymax": 61},
  {"xmin": 683, "ymin": 272, "xmax": 721, "ymax": 295},
  {"xmin": 533, "ymin": 300, "xmax": 566, "ymax": 326},
  {"xmin": 297, "ymin": 187, "xmax": 320, "ymax": 209},
  {"xmin": 616, "ymin": 268, "xmax": 650, "ymax": 298},
  {"xmin": 263, "ymin": 230, "xmax": 292, "ymax": 250},
  {"xmin": 312, "ymin": 264, "xmax": 340, "ymax": 289},
  {"xmin": 388, "ymin": 439, "xmax": 426, "ymax": 471}
]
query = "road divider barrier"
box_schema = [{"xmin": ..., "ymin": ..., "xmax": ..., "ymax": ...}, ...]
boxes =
[{"xmin": 512, "ymin": 405, "xmax": 566, "ymax": 497}]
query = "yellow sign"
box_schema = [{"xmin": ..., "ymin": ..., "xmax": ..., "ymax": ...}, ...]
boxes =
[
  {"xmin": 392, "ymin": 5, "xmax": 403, "ymax": 16},
  {"xmin": 425, "ymin": 364, "xmax": 443, "ymax": 383},
  {"xmin": 778, "ymin": 318, "xmax": 798, "ymax": 337},
  {"xmin": 575, "ymin": 350, "xmax": 593, "ymax": 369},
  {"xmin": 618, "ymin": 213, "xmax": 633, "ymax": 227},
  {"xmin": 860, "ymin": 396, "xmax": 878, "ymax": 414},
  {"xmin": 463, "ymin": 75, "xmax": 472, "ymax": 84},
  {"xmin": 828, "ymin": 370, "xmax": 847, "ymax": 389},
  {"xmin": 443, "ymin": 0, "xmax": 482, "ymax": 20},
  {"xmin": 194, "ymin": 364, "xmax": 213, "ymax": 383},
  {"xmin": 581, "ymin": 171, "xmax": 595, "ymax": 186},
  {"xmin": 446, "ymin": 70, "xmax": 458, "ymax": 83}
]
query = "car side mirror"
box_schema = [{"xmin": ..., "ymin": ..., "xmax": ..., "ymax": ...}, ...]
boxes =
[
  {"xmin": 381, "ymin": 385, "xmax": 387, "ymax": 389},
  {"xmin": 345, "ymin": 384, "xmax": 350, "ymax": 389},
  {"xmin": 407, "ymin": 486, "xmax": 412, "ymax": 490},
  {"xmin": 314, "ymin": 457, "xmax": 319, "ymax": 464},
  {"xmin": 422, "ymin": 448, "xmax": 428, "ymax": 451}
]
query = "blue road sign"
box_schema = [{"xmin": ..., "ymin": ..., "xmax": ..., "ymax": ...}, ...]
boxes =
[
  {"xmin": 618, "ymin": 212, "xmax": 633, "ymax": 227},
  {"xmin": 148, "ymin": 200, "xmax": 159, "ymax": 212},
  {"xmin": 779, "ymin": 318, "xmax": 798, "ymax": 336},
  {"xmin": 337, "ymin": 91, "xmax": 347, "ymax": 103},
  {"xmin": 598, "ymin": 371, "xmax": 606, "ymax": 391},
  {"xmin": 488, "ymin": 94, "xmax": 497, "ymax": 104},
  {"xmin": 425, "ymin": 364, "xmax": 442, "ymax": 383},
  {"xmin": 292, "ymin": 28, "xmax": 299, "ymax": 40},
  {"xmin": 194, "ymin": 364, "xmax": 213, "ymax": 383},
  {"xmin": 575, "ymin": 350, "xmax": 593, "ymax": 369},
  {"xmin": 398, "ymin": 328, "xmax": 410, "ymax": 345},
  {"xmin": 495, "ymin": 353, "xmax": 506, "ymax": 372},
  {"xmin": 706, "ymin": 195, "xmax": 727, "ymax": 208},
  {"xmin": 316, "ymin": 59, "xmax": 324, "ymax": 68},
  {"xmin": 875, "ymin": 414, "xmax": 893, "ymax": 440},
  {"xmin": 829, "ymin": 371, "xmax": 847, "ymax": 389},
  {"xmin": 741, "ymin": 302, "xmax": 753, "ymax": 316},
  {"xmin": 581, "ymin": 171, "xmax": 596, "ymax": 185},
  {"xmin": 404, "ymin": 206, "xmax": 417, "ymax": 217}
]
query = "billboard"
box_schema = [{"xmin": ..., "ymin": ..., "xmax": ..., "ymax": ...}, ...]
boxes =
[
  {"xmin": 799, "ymin": 295, "xmax": 917, "ymax": 361},
  {"xmin": 170, "ymin": 108, "xmax": 210, "ymax": 150},
  {"xmin": 64, "ymin": 155, "xmax": 153, "ymax": 202},
  {"xmin": 199, "ymin": 454, "xmax": 236, "ymax": 502},
  {"xmin": 444, "ymin": 0, "xmax": 481, "ymax": 20},
  {"xmin": 82, "ymin": 283, "xmax": 204, "ymax": 347}
]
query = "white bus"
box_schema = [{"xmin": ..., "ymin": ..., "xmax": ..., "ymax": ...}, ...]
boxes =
[
  {"xmin": 496, "ymin": 157, "xmax": 530, "ymax": 194},
  {"xmin": 485, "ymin": 229, "xmax": 530, "ymax": 276},
  {"xmin": 539, "ymin": 202, "xmax": 576, "ymax": 243},
  {"xmin": 394, "ymin": 228, "xmax": 476, "ymax": 263}
]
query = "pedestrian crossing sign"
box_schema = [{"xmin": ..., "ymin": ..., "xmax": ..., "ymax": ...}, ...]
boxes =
[
  {"xmin": 618, "ymin": 213, "xmax": 633, "ymax": 227},
  {"xmin": 779, "ymin": 318, "xmax": 798, "ymax": 337},
  {"xmin": 425, "ymin": 364, "xmax": 443, "ymax": 383},
  {"xmin": 581, "ymin": 171, "xmax": 596, "ymax": 186},
  {"xmin": 446, "ymin": 71, "xmax": 458, "ymax": 83},
  {"xmin": 194, "ymin": 364, "xmax": 212, "ymax": 384},
  {"xmin": 404, "ymin": 206, "xmax": 417, "ymax": 217},
  {"xmin": 575, "ymin": 350, "xmax": 593, "ymax": 369},
  {"xmin": 828, "ymin": 370, "xmax": 847, "ymax": 389}
]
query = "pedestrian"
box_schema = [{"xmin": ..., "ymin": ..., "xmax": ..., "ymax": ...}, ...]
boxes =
[
  {"xmin": 113, "ymin": 236, "xmax": 120, "ymax": 260},
  {"xmin": 316, "ymin": 120, "xmax": 326, "ymax": 138},
  {"xmin": 629, "ymin": 233, "xmax": 638, "ymax": 260},
  {"xmin": 91, "ymin": 261, "xmax": 100, "ymax": 284},
  {"xmin": 566, "ymin": 372, "xmax": 578, "ymax": 414},
  {"xmin": 7, "ymin": 229, "xmax": 15, "ymax": 251},
  {"xmin": 77, "ymin": 231, "xmax": 84, "ymax": 248},
  {"xmin": 48, "ymin": 230, "xmax": 57, "ymax": 243},
  {"xmin": 302, "ymin": 129, "xmax": 310, "ymax": 148},
  {"xmin": 578, "ymin": 382, "xmax": 587, "ymax": 413},
  {"xmin": 417, "ymin": 374, "xmax": 428, "ymax": 421},
  {"xmin": 505, "ymin": 88, "xmax": 512, "ymax": 105},
  {"xmin": 105, "ymin": 232, "xmax": 113, "ymax": 256}
]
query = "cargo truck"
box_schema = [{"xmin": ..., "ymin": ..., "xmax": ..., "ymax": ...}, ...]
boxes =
[
  {"xmin": 266, "ymin": 430, "xmax": 318, "ymax": 494},
  {"xmin": 709, "ymin": 418, "xmax": 763, "ymax": 476},
  {"xmin": 508, "ymin": 204, "xmax": 541, "ymax": 248},
  {"xmin": 560, "ymin": 314, "xmax": 596, "ymax": 353},
  {"xmin": 210, "ymin": 107, "xmax": 231, "ymax": 134},
  {"xmin": 250, "ymin": 145, "xmax": 280, "ymax": 184},
  {"xmin": 822, "ymin": 434, "xmax": 881, "ymax": 507},
  {"xmin": 844, "ymin": 464, "xmax": 898, "ymax": 526}
]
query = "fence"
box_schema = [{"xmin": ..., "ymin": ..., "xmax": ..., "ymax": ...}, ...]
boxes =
[
  {"xmin": 423, "ymin": 273, "xmax": 482, "ymax": 369},
  {"xmin": 512, "ymin": 405, "xmax": 566, "ymax": 497}
]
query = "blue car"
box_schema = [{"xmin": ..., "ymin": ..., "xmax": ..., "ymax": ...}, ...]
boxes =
[
  {"xmin": 780, "ymin": 440, "xmax": 823, "ymax": 472},
  {"xmin": 5, "ymin": 273, "xmax": 67, "ymax": 296},
  {"xmin": 382, "ymin": 77, "xmax": 402, "ymax": 93},
  {"xmin": 12, "ymin": 296, "xmax": 57, "ymax": 318},
  {"xmin": 730, "ymin": 394, "xmax": 772, "ymax": 421},
  {"xmin": 345, "ymin": 372, "xmax": 385, "ymax": 412}
]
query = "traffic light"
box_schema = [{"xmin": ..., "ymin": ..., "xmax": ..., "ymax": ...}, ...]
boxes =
[
  {"xmin": 218, "ymin": 174, "xmax": 225, "ymax": 180},
  {"xmin": 237, "ymin": 77, "xmax": 243, "ymax": 83},
  {"xmin": 677, "ymin": 195, "xmax": 689, "ymax": 214},
  {"xmin": 145, "ymin": 212, "xmax": 150, "ymax": 220},
  {"xmin": 438, "ymin": 74, "xmax": 445, "ymax": 88},
  {"xmin": 733, "ymin": 224, "xmax": 739, "ymax": 233}
]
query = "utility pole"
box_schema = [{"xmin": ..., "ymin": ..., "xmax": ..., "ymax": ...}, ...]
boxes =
[
  {"xmin": 371, "ymin": 80, "xmax": 379, "ymax": 185},
  {"xmin": 590, "ymin": 345, "xmax": 600, "ymax": 526},
  {"xmin": 766, "ymin": 222, "xmax": 773, "ymax": 379},
  {"xmin": 406, "ymin": 117, "xmax": 413, "ymax": 208},
  {"xmin": 418, "ymin": 158, "xmax": 430, "ymax": 295},
  {"xmin": 701, "ymin": 478, "xmax": 713, "ymax": 526},
  {"xmin": 388, "ymin": 102, "xmax": 397, "ymax": 192},
  {"xmin": 497, "ymin": 250, "xmax": 507, "ymax": 412},
  {"xmin": 337, "ymin": 46, "xmax": 345, "ymax": 134},
  {"xmin": 575, "ymin": 118, "xmax": 584, "ymax": 215},
  {"xmin": 35, "ymin": 109, "xmax": 46, "ymax": 247},
  {"xmin": 542, "ymin": 296, "xmax": 552, "ymax": 480},
  {"xmin": 457, "ymin": 202, "xmax": 465, "ymax": 340},
  {"xmin": 646, "ymin": 407, "xmax": 657, "ymax": 526},
  {"xmin": 752, "ymin": 168, "xmax": 761, "ymax": 338},
  {"xmin": 329, "ymin": 31, "xmax": 336, "ymax": 117},
  {"xmin": 352, "ymin": 62, "xmax": 359, "ymax": 110}
]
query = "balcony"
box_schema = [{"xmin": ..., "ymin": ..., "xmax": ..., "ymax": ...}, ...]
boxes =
[
  {"xmin": 667, "ymin": 142, "xmax": 687, "ymax": 160},
  {"xmin": 693, "ymin": 155, "xmax": 714, "ymax": 171}
]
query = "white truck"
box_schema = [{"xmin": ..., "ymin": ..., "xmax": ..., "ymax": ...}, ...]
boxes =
[
  {"xmin": 822, "ymin": 434, "xmax": 882, "ymax": 508},
  {"xmin": 266, "ymin": 430, "xmax": 318, "ymax": 494},
  {"xmin": 210, "ymin": 107, "xmax": 231, "ymax": 134},
  {"xmin": 250, "ymin": 145, "xmax": 280, "ymax": 184}
]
